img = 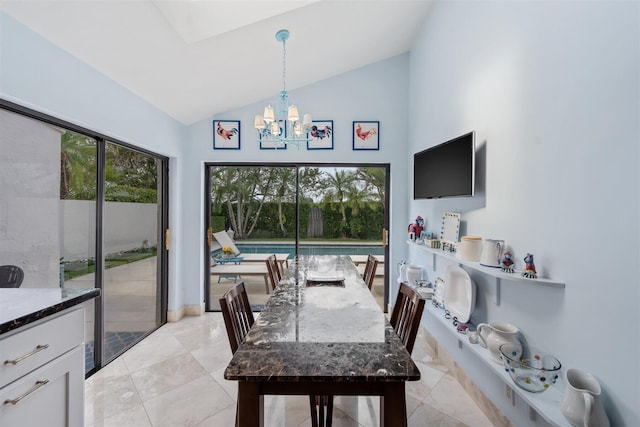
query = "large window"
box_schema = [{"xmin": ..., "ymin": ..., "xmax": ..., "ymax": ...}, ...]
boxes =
[{"xmin": 206, "ymin": 164, "xmax": 389, "ymax": 311}]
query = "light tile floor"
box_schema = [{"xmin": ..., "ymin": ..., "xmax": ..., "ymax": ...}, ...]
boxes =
[{"xmin": 85, "ymin": 313, "xmax": 496, "ymax": 427}]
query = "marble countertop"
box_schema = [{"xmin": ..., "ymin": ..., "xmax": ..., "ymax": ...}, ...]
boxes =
[
  {"xmin": 225, "ymin": 255, "xmax": 420, "ymax": 383},
  {"xmin": 0, "ymin": 287, "xmax": 100, "ymax": 335}
]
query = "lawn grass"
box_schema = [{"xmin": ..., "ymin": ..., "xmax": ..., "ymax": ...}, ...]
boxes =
[{"xmin": 63, "ymin": 248, "xmax": 157, "ymax": 280}]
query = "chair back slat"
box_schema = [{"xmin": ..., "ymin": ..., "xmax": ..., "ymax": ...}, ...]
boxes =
[
  {"xmin": 389, "ymin": 283, "xmax": 425, "ymax": 354},
  {"xmin": 362, "ymin": 255, "xmax": 378, "ymax": 290},
  {"xmin": 219, "ymin": 282, "xmax": 255, "ymax": 354}
]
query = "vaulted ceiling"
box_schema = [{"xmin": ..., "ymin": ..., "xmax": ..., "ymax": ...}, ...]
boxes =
[{"xmin": 1, "ymin": 1, "xmax": 434, "ymax": 125}]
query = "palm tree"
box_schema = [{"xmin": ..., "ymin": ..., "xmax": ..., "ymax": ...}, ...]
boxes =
[
  {"xmin": 320, "ymin": 169, "xmax": 356, "ymax": 237},
  {"xmin": 60, "ymin": 131, "xmax": 96, "ymax": 200}
]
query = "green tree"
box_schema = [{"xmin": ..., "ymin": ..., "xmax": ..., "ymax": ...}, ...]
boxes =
[
  {"xmin": 320, "ymin": 169, "xmax": 356, "ymax": 237},
  {"xmin": 60, "ymin": 132, "xmax": 96, "ymax": 200}
]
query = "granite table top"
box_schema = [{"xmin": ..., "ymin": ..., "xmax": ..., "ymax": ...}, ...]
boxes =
[
  {"xmin": 224, "ymin": 255, "xmax": 420, "ymax": 383},
  {"xmin": 0, "ymin": 287, "xmax": 100, "ymax": 335}
]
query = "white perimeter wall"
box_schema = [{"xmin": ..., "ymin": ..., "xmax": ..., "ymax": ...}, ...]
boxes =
[
  {"xmin": 408, "ymin": 1, "xmax": 639, "ymax": 426},
  {"xmin": 60, "ymin": 200, "xmax": 158, "ymax": 261}
]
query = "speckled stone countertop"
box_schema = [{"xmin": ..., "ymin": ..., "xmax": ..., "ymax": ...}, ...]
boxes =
[
  {"xmin": 0, "ymin": 287, "xmax": 100, "ymax": 335},
  {"xmin": 225, "ymin": 255, "xmax": 420, "ymax": 383}
]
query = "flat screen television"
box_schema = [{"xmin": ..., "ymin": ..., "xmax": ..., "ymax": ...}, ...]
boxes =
[{"xmin": 413, "ymin": 131, "xmax": 475, "ymax": 199}]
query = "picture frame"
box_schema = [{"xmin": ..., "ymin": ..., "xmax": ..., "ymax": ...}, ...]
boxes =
[
  {"xmin": 213, "ymin": 120, "xmax": 240, "ymax": 150},
  {"xmin": 307, "ymin": 120, "xmax": 334, "ymax": 150},
  {"xmin": 352, "ymin": 121, "xmax": 379, "ymax": 150},
  {"xmin": 260, "ymin": 120, "xmax": 287, "ymax": 150}
]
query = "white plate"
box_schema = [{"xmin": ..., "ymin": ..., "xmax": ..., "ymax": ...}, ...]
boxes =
[{"xmin": 444, "ymin": 265, "xmax": 476, "ymax": 323}]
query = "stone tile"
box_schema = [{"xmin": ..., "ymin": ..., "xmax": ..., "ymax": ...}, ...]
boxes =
[
  {"xmin": 130, "ymin": 352, "xmax": 209, "ymax": 401},
  {"xmin": 85, "ymin": 372, "xmax": 142, "ymax": 425},
  {"xmin": 423, "ymin": 374, "xmax": 494, "ymax": 427},
  {"xmin": 98, "ymin": 404, "xmax": 152, "ymax": 427},
  {"xmin": 143, "ymin": 376, "xmax": 234, "ymax": 427},
  {"xmin": 121, "ymin": 332, "xmax": 188, "ymax": 372},
  {"xmin": 409, "ymin": 401, "xmax": 468, "ymax": 427}
]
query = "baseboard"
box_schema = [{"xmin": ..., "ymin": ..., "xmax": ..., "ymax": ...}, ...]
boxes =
[{"xmin": 167, "ymin": 303, "xmax": 205, "ymax": 322}]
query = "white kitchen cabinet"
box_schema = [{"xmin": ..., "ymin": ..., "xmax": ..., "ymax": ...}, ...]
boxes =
[{"xmin": 0, "ymin": 307, "xmax": 85, "ymax": 427}]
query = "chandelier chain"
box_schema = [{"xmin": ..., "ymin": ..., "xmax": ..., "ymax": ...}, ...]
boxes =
[{"xmin": 282, "ymin": 38, "xmax": 287, "ymax": 92}]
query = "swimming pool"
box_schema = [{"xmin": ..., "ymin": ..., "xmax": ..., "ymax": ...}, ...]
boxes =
[{"xmin": 212, "ymin": 243, "xmax": 384, "ymax": 258}]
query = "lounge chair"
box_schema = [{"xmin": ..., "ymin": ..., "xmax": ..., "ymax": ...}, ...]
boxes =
[{"xmin": 212, "ymin": 231, "xmax": 289, "ymax": 268}]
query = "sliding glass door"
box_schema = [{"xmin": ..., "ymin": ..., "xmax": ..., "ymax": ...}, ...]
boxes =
[
  {"xmin": 205, "ymin": 164, "xmax": 389, "ymax": 311},
  {"xmin": 0, "ymin": 101, "xmax": 168, "ymax": 375},
  {"xmin": 101, "ymin": 142, "xmax": 165, "ymax": 365}
]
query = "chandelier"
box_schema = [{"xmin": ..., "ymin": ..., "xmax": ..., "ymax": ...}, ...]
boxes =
[{"xmin": 254, "ymin": 29, "xmax": 312, "ymax": 149}]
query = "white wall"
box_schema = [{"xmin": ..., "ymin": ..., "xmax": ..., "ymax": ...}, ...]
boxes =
[
  {"xmin": 408, "ymin": 1, "xmax": 639, "ymax": 425},
  {"xmin": 183, "ymin": 54, "xmax": 411, "ymax": 309},
  {"xmin": 0, "ymin": 12, "xmax": 185, "ymax": 310}
]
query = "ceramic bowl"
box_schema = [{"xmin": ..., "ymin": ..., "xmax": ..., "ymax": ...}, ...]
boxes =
[{"xmin": 499, "ymin": 343, "xmax": 561, "ymax": 393}]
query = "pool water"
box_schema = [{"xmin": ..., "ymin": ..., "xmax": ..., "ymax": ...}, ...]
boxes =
[{"xmin": 212, "ymin": 243, "xmax": 383, "ymax": 258}]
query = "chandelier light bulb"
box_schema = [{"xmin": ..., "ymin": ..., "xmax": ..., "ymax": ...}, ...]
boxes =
[
  {"xmin": 254, "ymin": 115, "xmax": 265, "ymax": 130},
  {"xmin": 263, "ymin": 105, "xmax": 275, "ymax": 123},
  {"xmin": 270, "ymin": 121, "xmax": 280, "ymax": 136},
  {"xmin": 288, "ymin": 105, "xmax": 299, "ymax": 122}
]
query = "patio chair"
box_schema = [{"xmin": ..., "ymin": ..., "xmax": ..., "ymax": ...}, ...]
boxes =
[
  {"xmin": 0, "ymin": 265, "xmax": 24, "ymax": 288},
  {"xmin": 361, "ymin": 254, "xmax": 379, "ymax": 290},
  {"xmin": 212, "ymin": 231, "xmax": 241, "ymax": 255}
]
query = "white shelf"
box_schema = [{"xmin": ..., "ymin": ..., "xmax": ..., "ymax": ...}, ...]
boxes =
[
  {"xmin": 407, "ymin": 241, "xmax": 564, "ymax": 305},
  {"xmin": 426, "ymin": 303, "xmax": 571, "ymax": 427}
]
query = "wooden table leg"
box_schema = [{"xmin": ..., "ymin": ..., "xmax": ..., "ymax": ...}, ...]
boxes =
[
  {"xmin": 381, "ymin": 382, "xmax": 407, "ymax": 427},
  {"xmin": 263, "ymin": 274, "xmax": 270, "ymax": 294},
  {"xmin": 237, "ymin": 382, "xmax": 263, "ymax": 427}
]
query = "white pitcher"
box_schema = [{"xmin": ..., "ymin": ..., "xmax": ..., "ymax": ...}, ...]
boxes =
[
  {"xmin": 398, "ymin": 261, "xmax": 408, "ymax": 283},
  {"xmin": 476, "ymin": 321, "xmax": 522, "ymax": 364},
  {"xmin": 561, "ymin": 368, "xmax": 610, "ymax": 427}
]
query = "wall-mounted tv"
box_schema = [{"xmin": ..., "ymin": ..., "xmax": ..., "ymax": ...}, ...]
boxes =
[{"xmin": 413, "ymin": 131, "xmax": 475, "ymax": 199}]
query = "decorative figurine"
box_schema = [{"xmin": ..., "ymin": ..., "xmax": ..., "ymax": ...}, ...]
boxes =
[
  {"xmin": 521, "ymin": 253, "xmax": 537, "ymax": 278},
  {"xmin": 501, "ymin": 251, "xmax": 515, "ymax": 273},
  {"xmin": 408, "ymin": 216, "xmax": 425, "ymax": 240}
]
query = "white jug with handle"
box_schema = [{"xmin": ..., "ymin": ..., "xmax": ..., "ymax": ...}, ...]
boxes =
[
  {"xmin": 480, "ymin": 239, "xmax": 504, "ymax": 267},
  {"xmin": 561, "ymin": 368, "xmax": 610, "ymax": 427},
  {"xmin": 476, "ymin": 321, "xmax": 522, "ymax": 364}
]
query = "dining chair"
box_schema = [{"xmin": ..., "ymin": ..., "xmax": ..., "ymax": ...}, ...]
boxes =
[
  {"xmin": 265, "ymin": 254, "xmax": 281, "ymax": 291},
  {"xmin": 389, "ymin": 283, "xmax": 426, "ymax": 355},
  {"xmin": 219, "ymin": 282, "xmax": 255, "ymax": 354},
  {"xmin": 0, "ymin": 265, "xmax": 24, "ymax": 288},
  {"xmin": 362, "ymin": 254, "xmax": 379, "ymax": 290}
]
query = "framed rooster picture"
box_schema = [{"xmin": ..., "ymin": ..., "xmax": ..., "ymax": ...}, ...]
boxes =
[
  {"xmin": 353, "ymin": 121, "xmax": 379, "ymax": 150},
  {"xmin": 307, "ymin": 120, "xmax": 333, "ymax": 150},
  {"xmin": 213, "ymin": 120, "xmax": 240, "ymax": 150}
]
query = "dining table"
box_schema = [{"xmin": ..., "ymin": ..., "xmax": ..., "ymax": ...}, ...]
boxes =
[{"xmin": 224, "ymin": 254, "xmax": 421, "ymax": 427}]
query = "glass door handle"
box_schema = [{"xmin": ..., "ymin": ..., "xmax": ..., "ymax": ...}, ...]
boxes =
[
  {"xmin": 207, "ymin": 227, "xmax": 212, "ymax": 246},
  {"xmin": 382, "ymin": 228, "xmax": 388, "ymax": 247},
  {"xmin": 165, "ymin": 229, "xmax": 170, "ymax": 250}
]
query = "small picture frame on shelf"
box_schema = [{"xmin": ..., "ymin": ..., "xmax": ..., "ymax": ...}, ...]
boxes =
[
  {"xmin": 353, "ymin": 121, "xmax": 379, "ymax": 150},
  {"xmin": 260, "ymin": 120, "xmax": 287, "ymax": 150},
  {"xmin": 213, "ymin": 120, "xmax": 240, "ymax": 150},
  {"xmin": 307, "ymin": 120, "xmax": 333, "ymax": 150}
]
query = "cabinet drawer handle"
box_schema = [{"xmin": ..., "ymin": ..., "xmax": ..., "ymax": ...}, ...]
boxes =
[
  {"xmin": 3, "ymin": 379, "xmax": 50, "ymax": 405},
  {"xmin": 4, "ymin": 344, "xmax": 50, "ymax": 365}
]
